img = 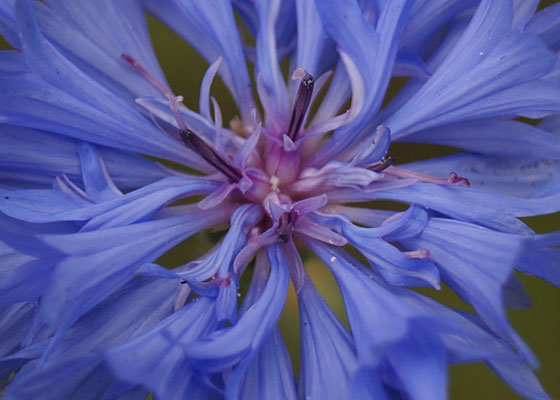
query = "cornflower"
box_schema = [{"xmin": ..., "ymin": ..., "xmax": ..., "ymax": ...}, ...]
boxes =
[{"xmin": 0, "ymin": 0, "xmax": 559, "ymax": 399}]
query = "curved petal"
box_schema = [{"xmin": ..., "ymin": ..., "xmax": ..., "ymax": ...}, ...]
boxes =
[{"xmin": 181, "ymin": 244, "xmax": 289, "ymax": 373}]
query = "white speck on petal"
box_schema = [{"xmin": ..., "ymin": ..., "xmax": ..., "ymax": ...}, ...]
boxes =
[{"xmin": 330, "ymin": 256, "xmax": 336, "ymax": 262}]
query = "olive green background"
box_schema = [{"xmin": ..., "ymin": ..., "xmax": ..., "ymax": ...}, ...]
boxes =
[{"xmin": 1, "ymin": 2, "xmax": 559, "ymax": 399}]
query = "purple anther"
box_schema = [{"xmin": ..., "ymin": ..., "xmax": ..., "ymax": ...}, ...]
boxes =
[
  {"xmin": 179, "ymin": 129, "xmax": 242, "ymax": 183},
  {"xmin": 448, "ymin": 172, "xmax": 471, "ymax": 187},
  {"xmin": 287, "ymin": 70, "xmax": 314, "ymax": 141},
  {"xmin": 370, "ymin": 156, "xmax": 395, "ymax": 172}
]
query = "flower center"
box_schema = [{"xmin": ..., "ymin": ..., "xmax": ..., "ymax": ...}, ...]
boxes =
[{"xmin": 121, "ymin": 54, "xmax": 470, "ymax": 246}]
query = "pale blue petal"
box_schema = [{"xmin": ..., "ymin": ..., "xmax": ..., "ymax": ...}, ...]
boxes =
[{"xmin": 297, "ymin": 275, "xmax": 358, "ymax": 400}]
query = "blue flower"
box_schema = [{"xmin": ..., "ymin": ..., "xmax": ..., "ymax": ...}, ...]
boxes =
[{"xmin": 0, "ymin": 0, "xmax": 559, "ymax": 399}]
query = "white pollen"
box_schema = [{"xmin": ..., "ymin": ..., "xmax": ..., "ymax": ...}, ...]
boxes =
[
  {"xmin": 479, "ymin": 51, "xmax": 484, "ymax": 56},
  {"xmin": 330, "ymin": 256, "xmax": 337, "ymax": 262},
  {"xmin": 269, "ymin": 175, "xmax": 280, "ymax": 191}
]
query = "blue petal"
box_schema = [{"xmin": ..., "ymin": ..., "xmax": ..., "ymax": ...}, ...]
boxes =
[
  {"xmin": 229, "ymin": 252, "xmax": 297, "ymax": 399},
  {"xmin": 518, "ymin": 233, "xmax": 560, "ymax": 287},
  {"xmin": 38, "ymin": 204, "xmax": 233, "ymax": 335},
  {"xmin": 0, "ymin": 0, "xmax": 19, "ymax": 48},
  {"xmin": 297, "ymin": 275, "xmax": 359, "ymax": 400},
  {"xmin": 304, "ymin": 238, "xmax": 416, "ymax": 365},
  {"xmin": 294, "ymin": 0, "xmax": 335, "ymax": 76},
  {"xmin": 525, "ymin": 3, "xmax": 560, "ymax": 50},
  {"xmin": 254, "ymin": 0, "xmax": 290, "ymax": 125},
  {"xmin": 106, "ymin": 297, "xmax": 218, "ymax": 400},
  {"xmin": 0, "ymin": 251, "xmax": 57, "ymax": 304},
  {"xmin": 179, "ymin": 204, "xmax": 263, "ymax": 290},
  {"xmin": 182, "ymin": 244, "xmax": 289, "ymax": 372},
  {"xmin": 404, "ymin": 118, "xmax": 560, "ymax": 159},
  {"xmin": 309, "ymin": 0, "xmax": 413, "ymax": 166},
  {"xmin": 32, "ymin": 0, "xmax": 167, "ymax": 100},
  {"xmin": 403, "ymin": 153, "xmax": 560, "ymax": 197},
  {"xmin": 0, "ymin": 33, "xmax": 201, "ymax": 170},
  {"xmin": 0, "ymin": 302, "xmax": 34, "ymax": 385},
  {"xmin": 345, "ymin": 182, "xmax": 560, "ymax": 233},
  {"xmin": 350, "ymin": 368, "xmax": 390, "ymax": 400},
  {"xmin": 400, "ymin": 218, "xmax": 536, "ymax": 365},
  {"xmin": 330, "ymin": 207, "xmax": 440, "ymax": 288},
  {"xmin": 236, "ymin": 327, "xmax": 297, "ymax": 400},
  {"xmin": 3, "ymin": 277, "xmax": 176, "ymax": 399},
  {"xmin": 400, "ymin": 0, "xmax": 477, "ymax": 53},
  {"xmin": 489, "ymin": 359, "xmax": 552, "ymax": 400},
  {"xmin": 512, "ymin": 0, "xmax": 539, "ymax": 32},
  {"xmin": 78, "ymin": 142, "xmax": 122, "ymax": 203},
  {"xmin": 135, "ymin": 95, "xmax": 239, "ymax": 153},
  {"xmin": 0, "ymin": 176, "xmax": 219, "ymax": 226},
  {"xmin": 384, "ymin": 322, "xmax": 447, "ymax": 400},
  {"xmin": 385, "ymin": 1, "xmax": 558, "ymax": 138},
  {"xmin": 145, "ymin": 0, "xmax": 256, "ymax": 123},
  {"xmin": 0, "ymin": 124, "xmax": 169, "ymax": 190}
]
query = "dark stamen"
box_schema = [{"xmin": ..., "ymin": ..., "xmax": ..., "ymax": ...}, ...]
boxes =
[
  {"xmin": 287, "ymin": 72, "xmax": 314, "ymax": 141},
  {"xmin": 179, "ymin": 129, "xmax": 242, "ymax": 182},
  {"xmin": 370, "ymin": 156, "xmax": 394, "ymax": 172},
  {"xmin": 277, "ymin": 212, "xmax": 294, "ymax": 244}
]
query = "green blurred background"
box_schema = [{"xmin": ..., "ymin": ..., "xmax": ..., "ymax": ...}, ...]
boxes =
[{"xmin": 1, "ymin": 2, "xmax": 559, "ymax": 399}]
